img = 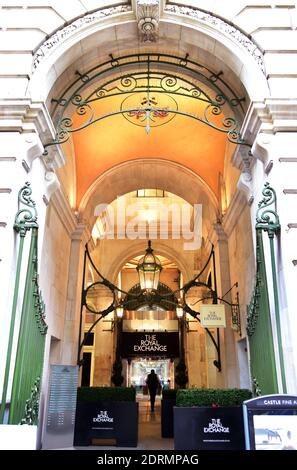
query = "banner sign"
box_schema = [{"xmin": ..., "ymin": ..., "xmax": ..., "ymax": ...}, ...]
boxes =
[
  {"xmin": 121, "ymin": 332, "xmax": 179, "ymax": 358},
  {"xmin": 174, "ymin": 406, "xmax": 245, "ymax": 450},
  {"xmin": 243, "ymin": 394, "xmax": 297, "ymax": 450},
  {"xmin": 74, "ymin": 401, "xmax": 138, "ymax": 447},
  {"xmin": 200, "ymin": 304, "xmax": 226, "ymax": 328}
]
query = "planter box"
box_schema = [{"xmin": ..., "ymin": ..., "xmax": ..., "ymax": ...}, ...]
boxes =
[
  {"xmin": 0, "ymin": 425, "xmax": 37, "ymax": 450},
  {"xmin": 74, "ymin": 400, "xmax": 138, "ymax": 447},
  {"xmin": 174, "ymin": 406, "xmax": 245, "ymax": 450},
  {"xmin": 161, "ymin": 399, "xmax": 176, "ymax": 438}
]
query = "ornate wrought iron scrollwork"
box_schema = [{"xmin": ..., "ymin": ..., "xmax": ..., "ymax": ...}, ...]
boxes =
[
  {"xmin": 247, "ymin": 234, "xmax": 262, "ymax": 337},
  {"xmin": 78, "ymin": 240, "xmax": 240, "ymax": 374},
  {"xmin": 32, "ymin": 257, "xmax": 48, "ymax": 335},
  {"xmin": 256, "ymin": 182, "xmax": 280, "ymax": 237},
  {"xmin": 124, "ymin": 282, "xmax": 177, "ymax": 311},
  {"xmin": 21, "ymin": 377, "xmax": 41, "ymax": 425},
  {"xmin": 14, "ymin": 182, "xmax": 38, "ymax": 236},
  {"xmin": 246, "ymin": 282, "xmax": 260, "ymax": 337},
  {"xmin": 44, "ymin": 53, "xmax": 250, "ymax": 152},
  {"xmin": 252, "ymin": 377, "xmax": 262, "ymax": 397}
]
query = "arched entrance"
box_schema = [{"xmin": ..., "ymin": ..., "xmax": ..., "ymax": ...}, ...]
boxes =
[
  {"xmin": 4, "ymin": 1, "xmax": 294, "ymax": 451},
  {"xmin": 36, "ymin": 14, "xmax": 262, "ymax": 446}
]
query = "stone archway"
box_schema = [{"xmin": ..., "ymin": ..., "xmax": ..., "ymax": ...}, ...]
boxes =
[
  {"xmin": 80, "ymin": 158, "xmax": 218, "ymax": 231},
  {"xmin": 29, "ymin": 5, "xmax": 269, "ymax": 104},
  {"xmin": 27, "ymin": 3, "xmax": 270, "ymax": 207},
  {"xmin": 105, "ymin": 239, "xmax": 192, "ymax": 285},
  {"xmin": 23, "ymin": 1, "xmax": 272, "ymax": 427}
]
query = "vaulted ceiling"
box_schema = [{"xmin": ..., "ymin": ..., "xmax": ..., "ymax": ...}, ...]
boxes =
[{"xmin": 70, "ymin": 91, "xmax": 229, "ymax": 205}]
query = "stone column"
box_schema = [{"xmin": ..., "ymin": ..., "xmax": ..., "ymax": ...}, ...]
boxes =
[
  {"xmin": 184, "ymin": 287, "xmax": 208, "ymax": 388},
  {"xmin": 210, "ymin": 223, "xmax": 239, "ymax": 388},
  {"xmin": 60, "ymin": 223, "xmax": 90, "ymax": 365},
  {"xmin": 92, "ymin": 285, "xmax": 114, "ymax": 386}
]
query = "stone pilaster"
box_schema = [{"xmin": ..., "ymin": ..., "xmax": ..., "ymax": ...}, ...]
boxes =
[{"xmin": 209, "ymin": 223, "xmax": 239, "ymax": 388}]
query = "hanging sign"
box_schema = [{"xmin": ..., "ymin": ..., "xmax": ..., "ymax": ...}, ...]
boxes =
[
  {"xmin": 200, "ymin": 304, "xmax": 226, "ymax": 328},
  {"xmin": 121, "ymin": 332, "xmax": 179, "ymax": 358}
]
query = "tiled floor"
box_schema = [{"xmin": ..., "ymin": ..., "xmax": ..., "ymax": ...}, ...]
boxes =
[
  {"xmin": 73, "ymin": 394, "xmax": 174, "ymax": 451},
  {"xmin": 137, "ymin": 395, "xmax": 173, "ymax": 450}
]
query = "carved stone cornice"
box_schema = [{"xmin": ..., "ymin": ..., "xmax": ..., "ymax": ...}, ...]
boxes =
[
  {"xmin": 164, "ymin": 2, "xmax": 265, "ymax": 74},
  {"xmin": 0, "ymin": 99, "xmax": 65, "ymax": 170},
  {"xmin": 136, "ymin": 0, "xmax": 160, "ymax": 42},
  {"xmin": 32, "ymin": 4, "xmax": 132, "ymax": 70},
  {"xmin": 231, "ymin": 97, "xmax": 297, "ymax": 203},
  {"xmin": 232, "ymin": 145, "xmax": 254, "ymax": 179},
  {"xmin": 241, "ymin": 100, "xmax": 297, "ymax": 142}
]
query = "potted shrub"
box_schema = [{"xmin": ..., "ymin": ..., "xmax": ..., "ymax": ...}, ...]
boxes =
[
  {"xmin": 174, "ymin": 388, "xmax": 252, "ymax": 450},
  {"xmin": 161, "ymin": 388, "xmax": 177, "ymax": 438},
  {"xmin": 111, "ymin": 359, "xmax": 124, "ymax": 386},
  {"xmin": 175, "ymin": 360, "xmax": 188, "ymax": 387},
  {"xmin": 73, "ymin": 387, "xmax": 138, "ymax": 447}
]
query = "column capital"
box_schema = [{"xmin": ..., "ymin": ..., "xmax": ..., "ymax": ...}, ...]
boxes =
[
  {"xmin": 71, "ymin": 222, "xmax": 93, "ymax": 247},
  {"xmin": 209, "ymin": 222, "xmax": 228, "ymax": 245}
]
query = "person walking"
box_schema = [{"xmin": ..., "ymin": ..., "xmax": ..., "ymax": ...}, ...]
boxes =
[{"xmin": 146, "ymin": 369, "xmax": 160, "ymax": 412}]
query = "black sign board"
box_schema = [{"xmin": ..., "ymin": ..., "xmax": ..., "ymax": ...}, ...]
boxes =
[
  {"xmin": 243, "ymin": 394, "xmax": 297, "ymax": 450},
  {"xmin": 174, "ymin": 406, "xmax": 245, "ymax": 450},
  {"xmin": 73, "ymin": 401, "xmax": 138, "ymax": 447},
  {"xmin": 121, "ymin": 332, "xmax": 179, "ymax": 358}
]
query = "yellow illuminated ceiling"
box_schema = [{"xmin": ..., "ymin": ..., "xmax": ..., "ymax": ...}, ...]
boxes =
[
  {"xmin": 92, "ymin": 189, "xmax": 193, "ymax": 241},
  {"xmin": 71, "ymin": 91, "xmax": 229, "ymax": 206}
]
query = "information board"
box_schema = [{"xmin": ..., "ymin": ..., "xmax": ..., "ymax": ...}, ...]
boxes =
[
  {"xmin": 43, "ymin": 365, "xmax": 79, "ymax": 449},
  {"xmin": 243, "ymin": 394, "xmax": 297, "ymax": 450}
]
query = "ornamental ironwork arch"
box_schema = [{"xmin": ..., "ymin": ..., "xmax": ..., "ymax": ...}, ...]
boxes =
[
  {"xmin": 78, "ymin": 240, "xmax": 241, "ymax": 373},
  {"xmin": 45, "ymin": 53, "xmax": 251, "ymax": 153}
]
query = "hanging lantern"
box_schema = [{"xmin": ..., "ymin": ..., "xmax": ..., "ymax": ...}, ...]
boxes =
[
  {"xmin": 116, "ymin": 305, "xmax": 124, "ymax": 318},
  {"xmin": 137, "ymin": 240, "xmax": 162, "ymax": 292}
]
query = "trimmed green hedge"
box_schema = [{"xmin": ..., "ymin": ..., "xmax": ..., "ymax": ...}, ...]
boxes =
[
  {"xmin": 162, "ymin": 389, "xmax": 177, "ymax": 400},
  {"xmin": 77, "ymin": 387, "xmax": 136, "ymax": 402},
  {"xmin": 176, "ymin": 388, "xmax": 252, "ymax": 407}
]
